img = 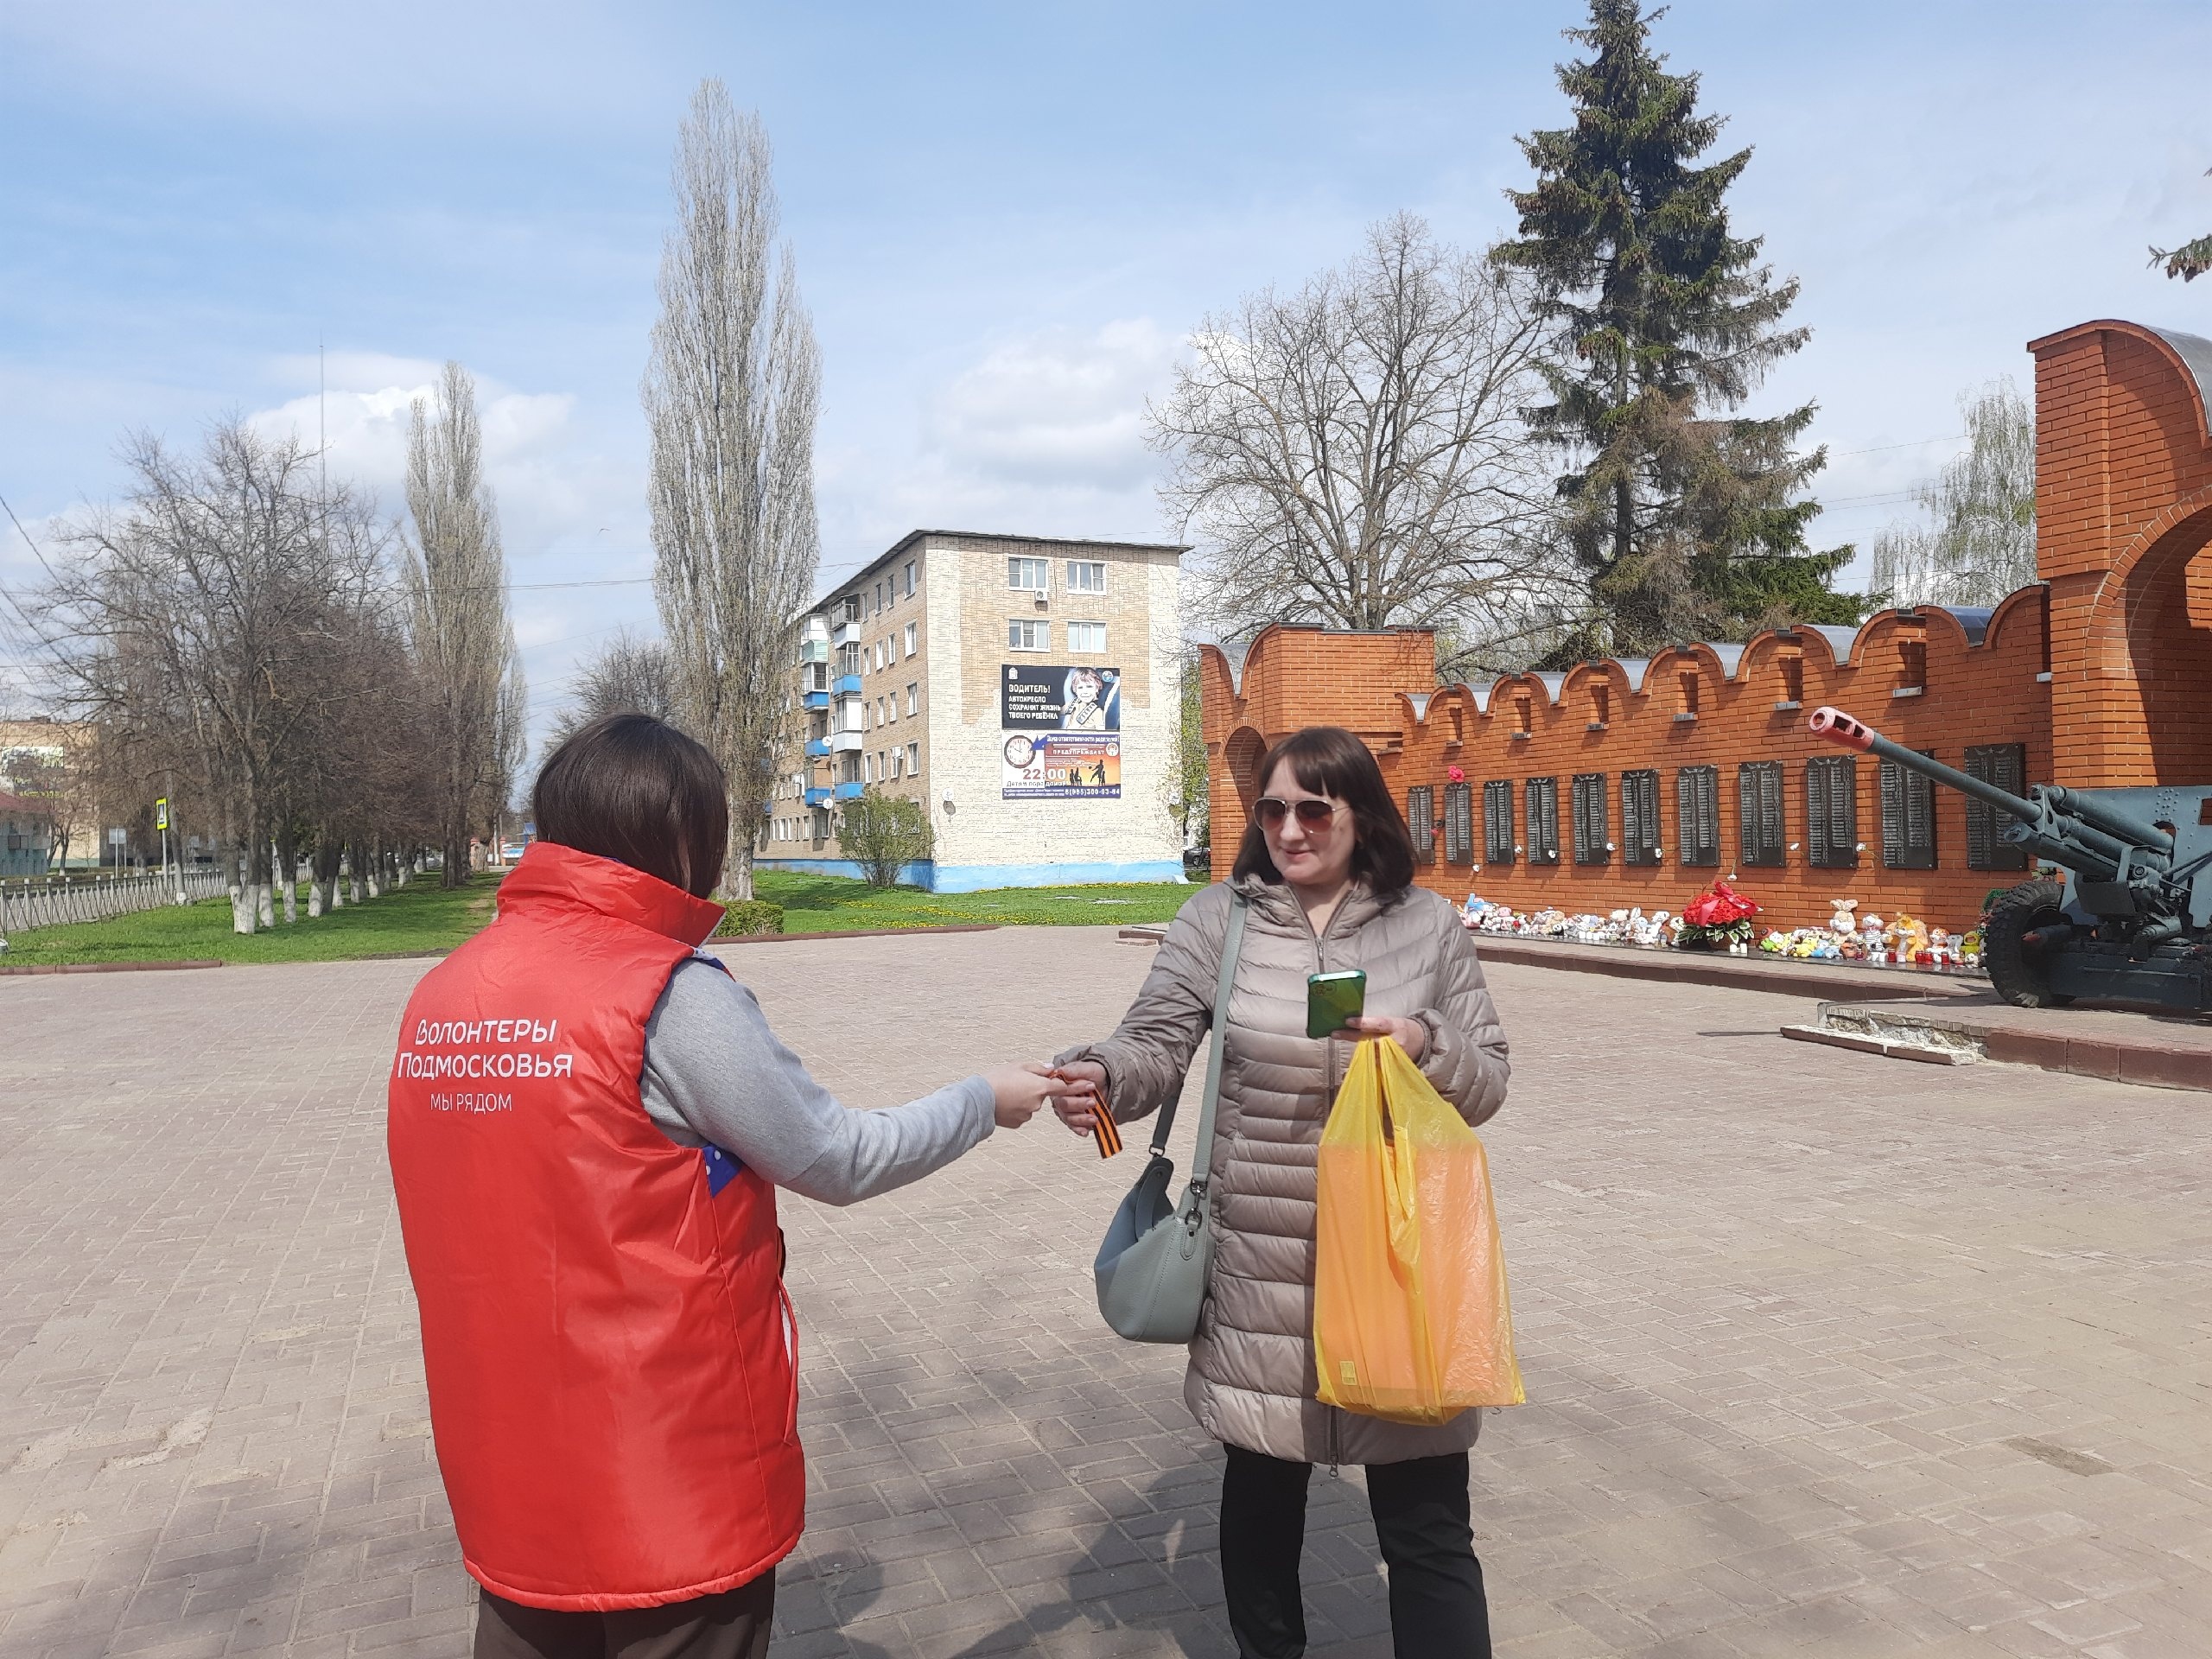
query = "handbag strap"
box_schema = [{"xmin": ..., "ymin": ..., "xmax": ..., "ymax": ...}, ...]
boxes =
[{"xmin": 1147, "ymin": 889, "xmax": 1249, "ymax": 1181}]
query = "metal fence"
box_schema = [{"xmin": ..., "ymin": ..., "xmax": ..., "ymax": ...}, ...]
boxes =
[{"xmin": 0, "ymin": 868, "xmax": 232, "ymax": 936}]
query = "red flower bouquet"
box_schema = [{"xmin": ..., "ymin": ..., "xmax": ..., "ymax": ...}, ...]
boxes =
[{"xmin": 1677, "ymin": 880, "xmax": 1759, "ymax": 949}]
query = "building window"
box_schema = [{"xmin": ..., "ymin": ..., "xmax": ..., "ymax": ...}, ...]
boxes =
[
  {"xmin": 874, "ymin": 581, "xmax": 885, "ymax": 613},
  {"xmin": 1676, "ymin": 766, "xmax": 1719, "ymax": 867},
  {"xmin": 906, "ymin": 683, "xmax": 919, "ymax": 716},
  {"xmin": 1880, "ymin": 752, "xmax": 1937, "ymax": 869},
  {"xmin": 906, "ymin": 741, "xmax": 920, "ymax": 775},
  {"xmin": 1008, "ymin": 620, "xmax": 1048, "ymax": 650},
  {"xmin": 1571, "ymin": 772, "xmax": 1611, "ymax": 865},
  {"xmin": 1621, "ymin": 770, "xmax": 1661, "ymax": 864},
  {"xmin": 891, "ymin": 749, "xmax": 904, "ymax": 779},
  {"xmin": 1068, "ymin": 561, "xmax": 1107, "ymax": 594},
  {"xmin": 1068, "ymin": 622, "xmax": 1108, "ymax": 653},
  {"xmin": 1009, "ymin": 556, "xmax": 1050, "ymax": 592},
  {"xmin": 886, "ymin": 694, "xmax": 897, "ymax": 724},
  {"xmin": 1738, "ymin": 761, "xmax": 1784, "ymax": 867},
  {"xmin": 904, "ymin": 560, "xmax": 917, "ymax": 597},
  {"xmin": 1590, "ymin": 684, "xmax": 1610, "ymax": 727},
  {"xmin": 1482, "ymin": 780, "xmax": 1515, "ymax": 866},
  {"xmin": 1512, "ymin": 695, "xmax": 1532, "ymax": 735},
  {"xmin": 1407, "ymin": 785, "xmax": 1435, "ymax": 865},
  {"xmin": 904, "ymin": 621, "xmax": 917, "ymax": 658},
  {"xmin": 1805, "ymin": 755, "xmax": 1859, "ymax": 868},
  {"xmin": 1679, "ymin": 671, "xmax": 1701, "ymax": 718},
  {"xmin": 1442, "ymin": 782, "xmax": 1473, "ymax": 863},
  {"xmin": 864, "ymin": 753, "xmax": 875, "ymax": 783},
  {"xmin": 1779, "ymin": 655, "xmax": 1804, "ymax": 707},
  {"xmin": 1964, "ymin": 744, "xmax": 2029, "ymax": 871}
]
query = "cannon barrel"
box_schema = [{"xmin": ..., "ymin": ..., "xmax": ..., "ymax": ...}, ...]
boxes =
[
  {"xmin": 1805, "ymin": 707, "xmax": 2167, "ymax": 875},
  {"xmin": 1808, "ymin": 707, "xmax": 2043, "ymax": 824}
]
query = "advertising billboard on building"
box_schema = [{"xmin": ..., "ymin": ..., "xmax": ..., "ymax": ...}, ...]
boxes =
[{"xmin": 1001, "ymin": 664, "xmax": 1122, "ymax": 798}]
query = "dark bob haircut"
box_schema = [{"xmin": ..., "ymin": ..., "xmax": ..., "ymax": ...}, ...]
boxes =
[
  {"xmin": 531, "ymin": 714, "xmax": 729, "ymax": 899},
  {"xmin": 1231, "ymin": 726, "xmax": 1415, "ymax": 896}
]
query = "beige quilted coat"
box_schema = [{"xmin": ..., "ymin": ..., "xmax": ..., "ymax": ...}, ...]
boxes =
[{"xmin": 1062, "ymin": 874, "xmax": 1510, "ymax": 1465}]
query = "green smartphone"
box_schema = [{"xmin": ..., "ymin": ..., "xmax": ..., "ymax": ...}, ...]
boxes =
[{"xmin": 1306, "ymin": 969, "xmax": 1368, "ymax": 1039}]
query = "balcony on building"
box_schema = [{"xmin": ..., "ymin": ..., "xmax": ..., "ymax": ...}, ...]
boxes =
[
  {"xmin": 828, "ymin": 731, "xmax": 863, "ymax": 753},
  {"xmin": 832, "ymin": 780, "xmax": 865, "ymax": 800},
  {"xmin": 834, "ymin": 673, "xmax": 862, "ymax": 695},
  {"xmin": 804, "ymin": 786, "xmax": 831, "ymax": 807},
  {"xmin": 833, "ymin": 620, "xmax": 862, "ymax": 647},
  {"xmin": 804, "ymin": 737, "xmax": 830, "ymax": 758}
]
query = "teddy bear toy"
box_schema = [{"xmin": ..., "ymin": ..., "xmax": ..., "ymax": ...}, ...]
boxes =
[
  {"xmin": 1893, "ymin": 913, "xmax": 1930, "ymax": 964},
  {"xmin": 1859, "ymin": 914, "xmax": 1888, "ymax": 964}
]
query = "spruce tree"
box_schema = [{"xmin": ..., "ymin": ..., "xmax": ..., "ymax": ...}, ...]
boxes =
[{"xmin": 1497, "ymin": 0, "xmax": 1862, "ymax": 658}]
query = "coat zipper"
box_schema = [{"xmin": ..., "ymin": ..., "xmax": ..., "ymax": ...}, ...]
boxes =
[{"xmin": 1297, "ymin": 883, "xmax": 1355, "ymax": 1475}]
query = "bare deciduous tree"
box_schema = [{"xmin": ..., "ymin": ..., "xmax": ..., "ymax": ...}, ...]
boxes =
[
  {"xmin": 645, "ymin": 79, "xmax": 821, "ymax": 902},
  {"xmin": 1870, "ymin": 380, "xmax": 2037, "ymax": 608},
  {"xmin": 1151, "ymin": 214, "xmax": 1566, "ymax": 670},
  {"xmin": 550, "ymin": 629, "xmax": 678, "ymax": 742},
  {"xmin": 404, "ymin": 362, "xmax": 516, "ymax": 887},
  {"xmin": 23, "ymin": 422, "xmax": 401, "ymax": 931}
]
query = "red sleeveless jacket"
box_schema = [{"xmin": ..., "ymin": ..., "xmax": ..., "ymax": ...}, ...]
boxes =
[{"xmin": 387, "ymin": 842, "xmax": 804, "ymax": 1611}]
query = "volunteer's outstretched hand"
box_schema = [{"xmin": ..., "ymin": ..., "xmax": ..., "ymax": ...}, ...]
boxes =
[
  {"xmin": 983, "ymin": 1062, "xmax": 1060, "ymax": 1129},
  {"xmin": 1047, "ymin": 1061, "xmax": 1108, "ymax": 1135}
]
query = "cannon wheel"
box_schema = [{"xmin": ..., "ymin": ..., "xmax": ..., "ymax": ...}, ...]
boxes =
[{"xmin": 1983, "ymin": 878, "xmax": 2075, "ymax": 1008}]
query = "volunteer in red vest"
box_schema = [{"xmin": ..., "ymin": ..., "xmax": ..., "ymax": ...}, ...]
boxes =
[{"xmin": 388, "ymin": 714, "xmax": 1059, "ymax": 1659}]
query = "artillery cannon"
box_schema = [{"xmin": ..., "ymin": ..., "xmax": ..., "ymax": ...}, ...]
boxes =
[{"xmin": 1808, "ymin": 707, "xmax": 2212, "ymax": 1012}]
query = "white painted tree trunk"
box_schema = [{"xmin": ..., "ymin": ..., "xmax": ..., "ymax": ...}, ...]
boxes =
[
  {"xmin": 308, "ymin": 880, "xmax": 326, "ymax": 918},
  {"xmin": 232, "ymin": 845, "xmax": 256, "ymax": 935}
]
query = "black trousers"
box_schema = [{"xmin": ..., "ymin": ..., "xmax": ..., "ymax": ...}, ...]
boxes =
[
  {"xmin": 1219, "ymin": 1446, "xmax": 1490, "ymax": 1659},
  {"xmin": 474, "ymin": 1573, "xmax": 772, "ymax": 1659}
]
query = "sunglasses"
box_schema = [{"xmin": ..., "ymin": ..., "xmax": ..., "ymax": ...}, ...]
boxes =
[{"xmin": 1254, "ymin": 797, "xmax": 1344, "ymax": 830}]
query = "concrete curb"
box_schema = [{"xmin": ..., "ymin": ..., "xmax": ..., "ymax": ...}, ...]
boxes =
[{"xmin": 0, "ymin": 957, "xmax": 226, "ymax": 976}]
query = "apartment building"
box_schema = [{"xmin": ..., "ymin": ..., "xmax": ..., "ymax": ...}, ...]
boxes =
[{"xmin": 760, "ymin": 530, "xmax": 1186, "ymax": 893}]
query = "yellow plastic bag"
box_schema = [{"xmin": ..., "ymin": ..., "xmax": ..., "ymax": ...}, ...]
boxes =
[{"xmin": 1313, "ymin": 1038, "xmax": 1525, "ymax": 1425}]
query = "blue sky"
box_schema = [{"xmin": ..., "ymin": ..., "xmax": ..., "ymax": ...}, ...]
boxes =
[{"xmin": 4, "ymin": 1, "xmax": 2209, "ymax": 741}]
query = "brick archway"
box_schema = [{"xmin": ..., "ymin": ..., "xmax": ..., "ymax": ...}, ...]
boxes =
[
  {"xmin": 2031, "ymin": 319, "xmax": 2212, "ymax": 785},
  {"xmin": 1224, "ymin": 725, "xmax": 1268, "ymax": 810}
]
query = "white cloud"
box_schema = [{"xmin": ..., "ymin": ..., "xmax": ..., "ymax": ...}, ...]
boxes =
[
  {"xmin": 925, "ymin": 320, "xmax": 1176, "ymax": 491},
  {"xmin": 245, "ymin": 371, "xmax": 580, "ymax": 543}
]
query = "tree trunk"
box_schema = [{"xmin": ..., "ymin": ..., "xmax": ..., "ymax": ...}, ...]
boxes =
[
  {"xmin": 256, "ymin": 839, "xmax": 276, "ymax": 929},
  {"xmin": 277, "ymin": 830, "xmax": 298, "ymax": 925},
  {"xmin": 231, "ymin": 840, "xmax": 257, "ymax": 935}
]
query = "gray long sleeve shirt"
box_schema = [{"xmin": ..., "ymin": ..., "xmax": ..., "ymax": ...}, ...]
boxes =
[{"xmin": 639, "ymin": 956, "xmax": 996, "ymax": 1205}]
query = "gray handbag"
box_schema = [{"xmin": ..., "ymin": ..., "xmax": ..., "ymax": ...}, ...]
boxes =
[{"xmin": 1094, "ymin": 892, "xmax": 1249, "ymax": 1343}]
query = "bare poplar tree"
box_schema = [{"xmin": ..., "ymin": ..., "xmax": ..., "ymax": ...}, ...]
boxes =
[
  {"xmin": 1870, "ymin": 380, "xmax": 2037, "ymax": 608},
  {"xmin": 645, "ymin": 79, "xmax": 821, "ymax": 901},
  {"xmin": 550, "ymin": 629, "xmax": 678, "ymax": 741},
  {"xmin": 404, "ymin": 362, "xmax": 516, "ymax": 887},
  {"xmin": 1151, "ymin": 214, "xmax": 1566, "ymax": 668}
]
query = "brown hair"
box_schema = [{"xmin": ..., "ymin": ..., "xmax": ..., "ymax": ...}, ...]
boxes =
[
  {"xmin": 531, "ymin": 714, "xmax": 728, "ymax": 899},
  {"xmin": 1231, "ymin": 726, "xmax": 1414, "ymax": 895}
]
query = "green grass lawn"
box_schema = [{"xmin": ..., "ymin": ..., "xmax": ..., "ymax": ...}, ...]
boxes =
[
  {"xmin": 0, "ymin": 876, "xmax": 504, "ymax": 967},
  {"xmin": 754, "ymin": 870, "xmax": 1192, "ymax": 933},
  {"xmin": 2, "ymin": 868, "xmax": 1194, "ymax": 967}
]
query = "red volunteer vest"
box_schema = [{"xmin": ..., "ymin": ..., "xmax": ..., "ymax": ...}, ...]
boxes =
[{"xmin": 387, "ymin": 842, "xmax": 804, "ymax": 1611}]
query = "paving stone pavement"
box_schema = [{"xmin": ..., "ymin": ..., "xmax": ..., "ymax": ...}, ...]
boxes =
[{"xmin": 2, "ymin": 925, "xmax": 2209, "ymax": 1659}]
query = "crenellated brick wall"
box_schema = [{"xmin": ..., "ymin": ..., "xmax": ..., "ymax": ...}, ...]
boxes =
[{"xmin": 1200, "ymin": 315, "xmax": 2212, "ymax": 936}]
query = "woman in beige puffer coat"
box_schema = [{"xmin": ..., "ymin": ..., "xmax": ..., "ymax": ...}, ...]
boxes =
[{"xmin": 1054, "ymin": 727, "xmax": 1510, "ymax": 1659}]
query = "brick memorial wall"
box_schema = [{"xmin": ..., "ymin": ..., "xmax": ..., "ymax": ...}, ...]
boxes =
[{"xmin": 1200, "ymin": 317, "xmax": 2212, "ymax": 938}]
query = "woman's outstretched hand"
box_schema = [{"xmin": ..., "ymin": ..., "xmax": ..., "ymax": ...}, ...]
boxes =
[
  {"xmin": 1047, "ymin": 1061, "xmax": 1108, "ymax": 1135},
  {"xmin": 983, "ymin": 1062, "xmax": 1059, "ymax": 1129},
  {"xmin": 1332, "ymin": 1014, "xmax": 1427, "ymax": 1061}
]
